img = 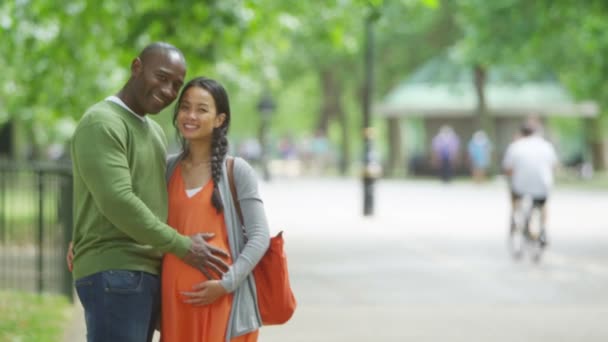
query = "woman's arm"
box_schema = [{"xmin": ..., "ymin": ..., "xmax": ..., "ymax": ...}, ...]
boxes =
[{"xmin": 220, "ymin": 158, "xmax": 271, "ymax": 293}]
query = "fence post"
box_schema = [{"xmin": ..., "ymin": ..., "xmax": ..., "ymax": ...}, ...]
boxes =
[
  {"xmin": 60, "ymin": 173, "xmax": 74, "ymax": 301},
  {"xmin": 37, "ymin": 170, "xmax": 44, "ymax": 294},
  {"xmin": 0, "ymin": 165, "xmax": 5, "ymax": 243}
]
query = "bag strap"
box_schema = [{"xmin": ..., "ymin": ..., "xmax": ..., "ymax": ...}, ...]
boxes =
[
  {"xmin": 229, "ymin": 158, "xmax": 282, "ymax": 240},
  {"xmin": 227, "ymin": 157, "xmax": 244, "ymax": 226}
]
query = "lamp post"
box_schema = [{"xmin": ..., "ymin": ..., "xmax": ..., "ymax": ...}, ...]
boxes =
[
  {"xmin": 257, "ymin": 91, "xmax": 275, "ymax": 181},
  {"xmin": 362, "ymin": 8, "xmax": 380, "ymax": 216}
]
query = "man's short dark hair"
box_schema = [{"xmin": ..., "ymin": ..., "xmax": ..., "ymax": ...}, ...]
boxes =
[
  {"xmin": 520, "ymin": 122, "xmax": 535, "ymax": 136},
  {"xmin": 139, "ymin": 42, "xmax": 184, "ymax": 63}
]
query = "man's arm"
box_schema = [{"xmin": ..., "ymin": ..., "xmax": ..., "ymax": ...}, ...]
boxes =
[{"xmin": 73, "ymin": 122, "xmax": 191, "ymax": 256}]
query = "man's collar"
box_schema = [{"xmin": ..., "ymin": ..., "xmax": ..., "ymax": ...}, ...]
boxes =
[{"xmin": 105, "ymin": 96, "xmax": 147, "ymax": 122}]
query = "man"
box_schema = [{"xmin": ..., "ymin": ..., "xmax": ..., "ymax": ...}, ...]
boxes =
[
  {"xmin": 503, "ymin": 122, "xmax": 558, "ymax": 246},
  {"xmin": 70, "ymin": 42, "xmax": 229, "ymax": 342}
]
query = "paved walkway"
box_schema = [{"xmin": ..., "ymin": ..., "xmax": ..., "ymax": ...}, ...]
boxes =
[
  {"xmin": 64, "ymin": 177, "xmax": 608, "ymax": 341},
  {"xmin": 63, "ymin": 296, "xmax": 85, "ymax": 342}
]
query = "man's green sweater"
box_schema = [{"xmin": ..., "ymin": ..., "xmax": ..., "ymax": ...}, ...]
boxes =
[{"xmin": 71, "ymin": 100, "xmax": 191, "ymax": 280}]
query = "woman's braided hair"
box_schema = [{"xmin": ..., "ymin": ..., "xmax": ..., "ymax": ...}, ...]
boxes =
[{"xmin": 173, "ymin": 77, "xmax": 231, "ymax": 213}]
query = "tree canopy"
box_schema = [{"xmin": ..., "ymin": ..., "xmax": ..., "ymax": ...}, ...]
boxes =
[{"xmin": 1, "ymin": 0, "xmax": 606, "ymax": 167}]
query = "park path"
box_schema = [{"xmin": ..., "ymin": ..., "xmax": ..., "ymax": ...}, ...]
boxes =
[{"xmin": 65, "ymin": 177, "xmax": 608, "ymax": 341}]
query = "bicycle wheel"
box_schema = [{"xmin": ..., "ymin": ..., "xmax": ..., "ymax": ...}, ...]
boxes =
[
  {"xmin": 508, "ymin": 228, "xmax": 524, "ymax": 260},
  {"xmin": 526, "ymin": 206, "xmax": 544, "ymax": 263},
  {"xmin": 508, "ymin": 204, "xmax": 527, "ymax": 260}
]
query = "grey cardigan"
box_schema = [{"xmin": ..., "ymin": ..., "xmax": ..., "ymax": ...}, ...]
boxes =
[{"xmin": 166, "ymin": 155, "xmax": 270, "ymax": 340}]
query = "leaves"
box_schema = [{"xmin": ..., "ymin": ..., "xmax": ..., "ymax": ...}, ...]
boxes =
[{"xmin": 4, "ymin": 0, "xmax": 605, "ymax": 162}]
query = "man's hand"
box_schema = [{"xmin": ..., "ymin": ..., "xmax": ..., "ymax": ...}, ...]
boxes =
[
  {"xmin": 182, "ymin": 233, "xmax": 230, "ymax": 279},
  {"xmin": 182, "ymin": 280, "xmax": 227, "ymax": 306},
  {"xmin": 66, "ymin": 241, "xmax": 74, "ymax": 272}
]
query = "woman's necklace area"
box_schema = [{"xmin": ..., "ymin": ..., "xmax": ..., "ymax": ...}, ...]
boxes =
[{"xmin": 182, "ymin": 158, "xmax": 212, "ymax": 169}]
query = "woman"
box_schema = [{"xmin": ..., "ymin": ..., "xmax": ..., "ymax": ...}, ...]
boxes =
[{"xmin": 161, "ymin": 77, "xmax": 270, "ymax": 342}]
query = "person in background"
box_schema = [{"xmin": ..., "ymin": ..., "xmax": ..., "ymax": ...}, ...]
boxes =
[
  {"xmin": 431, "ymin": 125, "xmax": 460, "ymax": 182},
  {"xmin": 69, "ymin": 43, "xmax": 229, "ymax": 342},
  {"xmin": 467, "ymin": 130, "xmax": 492, "ymax": 183},
  {"xmin": 162, "ymin": 77, "xmax": 270, "ymax": 342},
  {"xmin": 502, "ymin": 122, "xmax": 558, "ymax": 247}
]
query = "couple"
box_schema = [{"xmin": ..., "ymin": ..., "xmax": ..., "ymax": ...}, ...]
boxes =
[{"xmin": 68, "ymin": 42, "xmax": 270, "ymax": 342}]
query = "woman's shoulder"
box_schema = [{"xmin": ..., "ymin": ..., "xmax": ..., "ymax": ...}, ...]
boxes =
[
  {"xmin": 231, "ymin": 156, "xmax": 258, "ymax": 183},
  {"xmin": 232, "ymin": 156, "xmax": 252, "ymax": 169}
]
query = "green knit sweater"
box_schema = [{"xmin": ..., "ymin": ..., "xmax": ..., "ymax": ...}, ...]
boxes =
[{"xmin": 71, "ymin": 100, "xmax": 191, "ymax": 280}]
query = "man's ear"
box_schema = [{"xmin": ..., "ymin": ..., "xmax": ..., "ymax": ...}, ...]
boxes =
[
  {"xmin": 131, "ymin": 57, "xmax": 142, "ymax": 77},
  {"xmin": 215, "ymin": 113, "xmax": 227, "ymax": 128}
]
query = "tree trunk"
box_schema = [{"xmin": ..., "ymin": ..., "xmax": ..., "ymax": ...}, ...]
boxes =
[
  {"xmin": 318, "ymin": 69, "xmax": 338, "ymax": 134},
  {"xmin": 473, "ymin": 64, "xmax": 488, "ymax": 131},
  {"xmin": 0, "ymin": 121, "xmax": 13, "ymax": 158},
  {"xmin": 336, "ymin": 102, "xmax": 350, "ymax": 175},
  {"xmin": 586, "ymin": 115, "xmax": 606, "ymax": 171},
  {"xmin": 26, "ymin": 124, "xmax": 43, "ymax": 160},
  {"xmin": 385, "ymin": 117, "xmax": 403, "ymax": 177},
  {"xmin": 318, "ymin": 68, "xmax": 350, "ymax": 174},
  {"xmin": 473, "ymin": 64, "xmax": 497, "ymax": 172}
]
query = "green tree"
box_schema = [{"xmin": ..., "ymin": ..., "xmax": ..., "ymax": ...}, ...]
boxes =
[
  {"xmin": 0, "ymin": 0, "xmax": 264, "ymax": 158},
  {"xmin": 456, "ymin": 0, "xmax": 608, "ymax": 169}
]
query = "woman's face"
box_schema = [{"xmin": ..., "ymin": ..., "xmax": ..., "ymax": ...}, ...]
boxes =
[{"xmin": 176, "ymin": 86, "xmax": 225, "ymax": 142}]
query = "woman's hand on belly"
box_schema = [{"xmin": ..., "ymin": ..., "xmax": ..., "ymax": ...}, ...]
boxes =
[{"xmin": 181, "ymin": 280, "xmax": 228, "ymax": 306}]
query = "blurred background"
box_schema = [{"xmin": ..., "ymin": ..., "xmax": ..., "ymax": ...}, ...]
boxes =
[{"xmin": 1, "ymin": 0, "xmax": 607, "ymax": 341}]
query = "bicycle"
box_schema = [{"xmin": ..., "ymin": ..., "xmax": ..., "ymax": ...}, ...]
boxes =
[{"xmin": 508, "ymin": 195, "xmax": 545, "ymax": 263}]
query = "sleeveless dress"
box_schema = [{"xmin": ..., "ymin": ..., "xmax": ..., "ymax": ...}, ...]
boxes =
[{"xmin": 161, "ymin": 164, "xmax": 258, "ymax": 342}]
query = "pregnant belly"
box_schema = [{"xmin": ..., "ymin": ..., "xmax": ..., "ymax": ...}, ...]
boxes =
[{"xmin": 162, "ymin": 254, "xmax": 211, "ymax": 293}]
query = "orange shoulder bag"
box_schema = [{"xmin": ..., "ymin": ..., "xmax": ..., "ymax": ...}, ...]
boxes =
[{"xmin": 227, "ymin": 157, "xmax": 296, "ymax": 325}]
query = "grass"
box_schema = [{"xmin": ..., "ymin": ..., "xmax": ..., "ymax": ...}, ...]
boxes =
[
  {"xmin": 0, "ymin": 291, "xmax": 71, "ymax": 342},
  {"xmin": 556, "ymin": 171, "xmax": 608, "ymax": 190}
]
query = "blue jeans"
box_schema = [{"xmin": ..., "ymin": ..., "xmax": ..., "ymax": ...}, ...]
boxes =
[{"xmin": 75, "ymin": 270, "xmax": 160, "ymax": 342}]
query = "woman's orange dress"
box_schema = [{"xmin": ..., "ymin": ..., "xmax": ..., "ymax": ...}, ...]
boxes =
[{"xmin": 161, "ymin": 164, "xmax": 258, "ymax": 342}]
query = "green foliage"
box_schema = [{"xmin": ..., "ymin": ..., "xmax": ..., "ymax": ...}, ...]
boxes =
[
  {"xmin": 3, "ymin": 0, "xmax": 603, "ymax": 167},
  {"xmin": 456, "ymin": 0, "xmax": 608, "ymax": 108},
  {"xmin": 375, "ymin": 0, "xmax": 457, "ymax": 95},
  {"xmin": 0, "ymin": 0, "xmax": 264, "ymax": 148},
  {"xmin": 454, "ymin": 0, "xmax": 608, "ymax": 168},
  {"xmin": 547, "ymin": 117, "xmax": 585, "ymax": 160},
  {"xmin": 0, "ymin": 0, "xmax": 443, "ymax": 143},
  {"xmin": 0, "ymin": 291, "xmax": 71, "ymax": 342}
]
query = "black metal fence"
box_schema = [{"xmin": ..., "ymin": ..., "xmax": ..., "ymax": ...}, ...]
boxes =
[{"xmin": 0, "ymin": 159, "xmax": 73, "ymax": 300}]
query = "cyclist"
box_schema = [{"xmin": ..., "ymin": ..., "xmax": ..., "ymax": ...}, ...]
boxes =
[{"xmin": 502, "ymin": 122, "xmax": 558, "ymax": 247}]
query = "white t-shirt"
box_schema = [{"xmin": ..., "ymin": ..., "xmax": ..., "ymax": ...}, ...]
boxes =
[
  {"xmin": 105, "ymin": 96, "xmax": 147, "ymax": 122},
  {"xmin": 502, "ymin": 135, "xmax": 558, "ymax": 197},
  {"xmin": 185, "ymin": 186, "xmax": 203, "ymax": 198}
]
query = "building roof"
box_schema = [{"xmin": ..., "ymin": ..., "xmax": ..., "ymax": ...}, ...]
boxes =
[{"xmin": 376, "ymin": 55, "xmax": 599, "ymax": 118}]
